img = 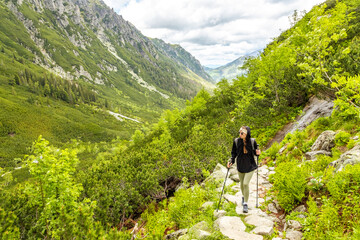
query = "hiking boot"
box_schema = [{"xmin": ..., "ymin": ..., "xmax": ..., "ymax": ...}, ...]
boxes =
[{"xmin": 243, "ymin": 203, "xmax": 248, "ymax": 213}]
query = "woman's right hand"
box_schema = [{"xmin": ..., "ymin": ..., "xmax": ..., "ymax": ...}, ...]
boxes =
[{"xmin": 227, "ymin": 162, "xmax": 233, "ymax": 168}]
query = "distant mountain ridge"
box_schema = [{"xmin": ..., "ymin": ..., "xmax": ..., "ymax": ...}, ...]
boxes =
[
  {"xmin": 206, "ymin": 51, "xmax": 259, "ymax": 82},
  {"xmin": 151, "ymin": 38, "xmax": 215, "ymax": 84}
]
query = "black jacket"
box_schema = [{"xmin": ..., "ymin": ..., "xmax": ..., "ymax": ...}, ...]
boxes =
[{"xmin": 230, "ymin": 126, "xmax": 259, "ymax": 173}]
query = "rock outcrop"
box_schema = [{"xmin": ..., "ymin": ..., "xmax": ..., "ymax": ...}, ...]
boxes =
[
  {"xmin": 266, "ymin": 96, "xmax": 334, "ymax": 149},
  {"xmin": 328, "ymin": 145, "xmax": 360, "ymax": 172},
  {"xmin": 305, "ymin": 130, "xmax": 336, "ymax": 160}
]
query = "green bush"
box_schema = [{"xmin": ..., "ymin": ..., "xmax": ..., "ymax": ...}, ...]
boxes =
[
  {"xmin": 272, "ymin": 161, "xmax": 307, "ymax": 212},
  {"xmin": 139, "ymin": 179, "xmax": 218, "ymax": 238},
  {"xmin": 266, "ymin": 141, "xmax": 281, "ymax": 161},
  {"xmin": 304, "ymin": 164, "xmax": 360, "ymax": 239},
  {"xmin": 334, "ymin": 131, "xmax": 351, "ymax": 147}
]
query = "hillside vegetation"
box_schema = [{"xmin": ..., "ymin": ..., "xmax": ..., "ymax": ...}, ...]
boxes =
[
  {"xmin": 1, "ymin": 0, "xmax": 360, "ymax": 239},
  {"xmin": 0, "ymin": 0, "xmax": 214, "ymax": 166}
]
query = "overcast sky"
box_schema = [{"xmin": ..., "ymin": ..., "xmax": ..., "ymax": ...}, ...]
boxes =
[{"xmin": 103, "ymin": 0, "xmax": 324, "ymax": 68}]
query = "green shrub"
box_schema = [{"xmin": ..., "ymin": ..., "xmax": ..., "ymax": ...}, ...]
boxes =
[
  {"xmin": 304, "ymin": 164, "xmax": 360, "ymax": 239},
  {"xmin": 266, "ymin": 141, "xmax": 281, "ymax": 161},
  {"xmin": 272, "ymin": 161, "xmax": 307, "ymax": 212},
  {"xmin": 0, "ymin": 207, "xmax": 19, "ymax": 240},
  {"xmin": 334, "ymin": 131, "xmax": 351, "ymax": 147}
]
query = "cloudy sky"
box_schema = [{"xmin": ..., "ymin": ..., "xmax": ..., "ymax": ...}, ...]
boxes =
[{"xmin": 103, "ymin": 0, "xmax": 324, "ymax": 68}]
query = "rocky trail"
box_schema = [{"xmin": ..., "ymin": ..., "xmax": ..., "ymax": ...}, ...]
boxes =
[
  {"xmin": 165, "ymin": 96, "xmax": 337, "ymax": 240},
  {"xmin": 166, "ymin": 163, "xmax": 305, "ymax": 240}
]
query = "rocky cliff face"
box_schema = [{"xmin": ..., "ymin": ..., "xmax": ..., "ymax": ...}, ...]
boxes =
[
  {"xmin": 152, "ymin": 38, "xmax": 214, "ymax": 83},
  {"xmin": 3, "ymin": 0, "xmax": 213, "ymax": 99}
]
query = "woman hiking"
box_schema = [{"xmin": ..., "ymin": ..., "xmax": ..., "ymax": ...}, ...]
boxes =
[{"xmin": 227, "ymin": 126, "xmax": 261, "ymax": 213}]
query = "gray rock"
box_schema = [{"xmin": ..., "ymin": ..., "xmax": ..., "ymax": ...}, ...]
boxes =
[
  {"xmin": 190, "ymin": 221, "xmax": 211, "ymax": 232},
  {"xmin": 230, "ymin": 173, "xmax": 240, "ymax": 182},
  {"xmin": 286, "ymin": 229, "xmax": 303, "ymax": 240},
  {"xmin": 229, "ymin": 168, "xmax": 238, "ymax": 177},
  {"xmin": 224, "ymin": 194, "xmax": 242, "ymax": 206},
  {"xmin": 213, "ymin": 210, "xmax": 226, "ymax": 219},
  {"xmin": 293, "ymin": 205, "xmax": 307, "ymax": 213},
  {"xmin": 328, "ymin": 145, "xmax": 360, "ymax": 172},
  {"xmin": 232, "ymin": 184, "xmax": 241, "ymax": 192},
  {"xmin": 284, "ymin": 220, "xmax": 302, "ymax": 231},
  {"xmin": 251, "ymin": 226, "xmax": 274, "ymax": 236},
  {"xmin": 178, "ymin": 234, "xmax": 190, "ymax": 240},
  {"xmin": 245, "ymin": 215, "xmax": 274, "ymax": 228},
  {"xmin": 215, "ymin": 216, "xmax": 263, "ymax": 240},
  {"xmin": 289, "ymin": 97, "xmax": 334, "ymax": 134},
  {"xmin": 305, "ymin": 150, "xmax": 332, "ymax": 160},
  {"xmin": 192, "ymin": 229, "xmax": 211, "ymax": 240},
  {"xmin": 268, "ymin": 203, "xmax": 278, "ymax": 214},
  {"xmin": 311, "ymin": 130, "xmax": 336, "ymax": 152},
  {"xmin": 165, "ymin": 229, "xmax": 188, "ymax": 240},
  {"xmin": 273, "ymin": 200, "xmax": 281, "ymax": 211},
  {"xmin": 206, "ymin": 164, "xmax": 233, "ymax": 185},
  {"xmin": 187, "ymin": 221, "xmax": 212, "ymax": 240}
]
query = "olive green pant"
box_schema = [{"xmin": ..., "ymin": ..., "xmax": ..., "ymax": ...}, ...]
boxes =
[{"xmin": 238, "ymin": 170, "xmax": 255, "ymax": 203}]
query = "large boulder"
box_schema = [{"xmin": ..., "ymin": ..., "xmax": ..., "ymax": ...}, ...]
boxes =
[
  {"xmin": 311, "ymin": 130, "xmax": 336, "ymax": 152},
  {"xmin": 328, "ymin": 145, "xmax": 360, "ymax": 172},
  {"xmin": 305, "ymin": 130, "xmax": 336, "ymax": 160},
  {"xmin": 266, "ymin": 96, "xmax": 333, "ymax": 148}
]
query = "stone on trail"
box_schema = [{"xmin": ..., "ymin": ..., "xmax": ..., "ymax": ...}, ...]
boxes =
[
  {"xmin": 214, "ymin": 216, "xmax": 263, "ymax": 240},
  {"xmin": 213, "ymin": 209, "xmax": 226, "ymax": 219},
  {"xmin": 244, "ymin": 215, "xmax": 274, "ymax": 229},
  {"xmin": 286, "ymin": 229, "xmax": 303, "ymax": 240},
  {"xmin": 224, "ymin": 194, "xmax": 242, "ymax": 206},
  {"xmin": 251, "ymin": 226, "xmax": 273, "ymax": 236}
]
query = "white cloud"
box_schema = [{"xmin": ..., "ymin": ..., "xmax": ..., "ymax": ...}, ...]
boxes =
[{"xmin": 104, "ymin": 0, "xmax": 325, "ymax": 67}]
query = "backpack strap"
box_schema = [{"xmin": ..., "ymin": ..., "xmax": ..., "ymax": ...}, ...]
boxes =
[{"xmin": 250, "ymin": 138, "xmax": 255, "ymax": 152}]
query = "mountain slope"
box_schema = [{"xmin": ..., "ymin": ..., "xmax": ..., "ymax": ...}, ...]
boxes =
[
  {"xmin": 2, "ymin": 0, "xmax": 360, "ymax": 239},
  {"xmin": 151, "ymin": 38, "xmax": 215, "ymax": 85},
  {"xmin": 0, "ymin": 0, "xmax": 214, "ymax": 166}
]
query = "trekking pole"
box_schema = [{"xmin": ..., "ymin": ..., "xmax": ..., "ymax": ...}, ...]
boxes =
[
  {"xmin": 256, "ymin": 154, "xmax": 259, "ymax": 208},
  {"xmin": 216, "ymin": 167, "xmax": 230, "ymax": 212}
]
